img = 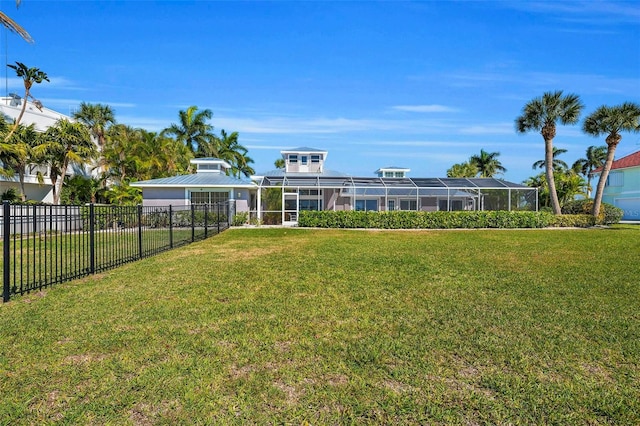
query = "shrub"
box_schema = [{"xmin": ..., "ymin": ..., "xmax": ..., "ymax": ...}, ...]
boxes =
[
  {"xmin": 548, "ymin": 214, "xmax": 596, "ymax": 228},
  {"xmin": 232, "ymin": 212, "xmax": 249, "ymax": 226},
  {"xmin": 298, "ymin": 210, "xmax": 557, "ymax": 229},
  {"xmin": 562, "ymin": 200, "xmax": 623, "ymax": 225}
]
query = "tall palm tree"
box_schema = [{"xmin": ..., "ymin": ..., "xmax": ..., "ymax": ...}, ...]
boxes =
[
  {"xmin": 516, "ymin": 90, "xmax": 584, "ymax": 215},
  {"xmin": 73, "ymin": 102, "xmax": 115, "ymax": 178},
  {"xmin": 217, "ymin": 129, "xmax": 255, "ymax": 178},
  {"xmin": 531, "ymin": 147, "xmax": 569, "ymax": 171},
  {"xmin": 584, "ymin": 102, "xmax": 640, "ymax": 217},
  {"xmin": 42, "ymin": 119, "xmax": 96, "ymax": 204},
  {"xmin": 164, "ymin": 106, "xmax": 215, "ymax": 156},
  {"xmin": 5, "ymin": 62, "xmax": 49, "ymax": 141},
  {"xmin": 0, "ymin": 1, "xmax": 33, "ymax": 43},
  {"xmin": 446, "ymin": 161, "xmax": 477, "ymax": 178},
  {"xmin": 571, "ymin": 145, "xmax": 606, "ymax": 198},
  {"xmin": 469, "ymin": 149, "xmax": 506, "ymax": 177}
]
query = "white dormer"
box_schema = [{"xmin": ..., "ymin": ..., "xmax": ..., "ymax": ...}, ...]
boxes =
[
  {"xmin": 281, "ymin": 147, "xmax": 328, "ymax": 174},
  {"xmin": 191, "ymin": 158, "xmax": 232, "ymax": 174},
  {"xmin": 376, "ymin": 166, "xmax": 410, "ymax": 178}
]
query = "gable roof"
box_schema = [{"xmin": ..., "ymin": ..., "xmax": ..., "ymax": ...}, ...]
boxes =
[{"xmin": 593, "ymin": 150, "xmax": 640, "ymax": 173}]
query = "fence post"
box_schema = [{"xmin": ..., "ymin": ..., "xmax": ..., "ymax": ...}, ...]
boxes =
[
  {"xmin": 89, "ymin": 204, "xmax": 96, "ymax": 275},
  {"xmin": 204, "ymin": 203, "xmax": 208, "ymax": 238},
  {"xmin": 137, "ymin": 205, "xmax": 143, "ymax": 259},
  {"xmin": 191, "ymin": 204, "xmax": 195, "ymax": 242},
  {"xmin": 169, "ymin": 205, "xmax": 173, "ymax": 249},
  {"xmin": 217, "ymin": 203, "xmax": 221, "ymax": 234},
  {"xmin": 3, "ymin": 201, "xmax": 11, "ymax": 302}
]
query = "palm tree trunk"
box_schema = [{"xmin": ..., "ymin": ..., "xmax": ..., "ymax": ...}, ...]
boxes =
[
  {"xmin": 4, "ymin": 90, "xmax": 30, "ymax": 142},
  {"xmin": 53, "ymin": 158, "xmax": 69, "ymax": 205},
  {"xmin": 18, "ymin": 168, "xmax": 26, "ymax": 202},
  {"xmin": 592, "ymin": 143, "xmax": 617, "ymax": 218},
  {"xmin": 545, "ymin": 138, "xmax": 562, "ymax": 215}
]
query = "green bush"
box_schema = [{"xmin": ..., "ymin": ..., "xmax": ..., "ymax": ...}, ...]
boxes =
[
  {"xmin": 562, "ymin": 200, "xmax": 623, "ymax": 225},
  {"xmin": 232, "ymin": 212, "xmax": 249, "ymax": 226},
  {"xmin": 298, "ymin": 210, "xmax": 558, "ymax": 229},
  {"xmin": 548, "ymin": 214, "xmax": 596, "ymax": 228}
]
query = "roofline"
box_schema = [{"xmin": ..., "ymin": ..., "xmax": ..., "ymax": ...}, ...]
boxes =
[{"xmin": 131, "ymin": 183, "xmax": 257, "ymax": 188}]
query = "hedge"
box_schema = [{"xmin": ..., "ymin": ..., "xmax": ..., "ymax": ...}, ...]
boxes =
[
  {"xmin": 297, "ymin": 210, "xmax": 603, "ymax": 229},
  {"xmin": 562, "ymin": 200, "xmax": 623, "ymax": 225}
]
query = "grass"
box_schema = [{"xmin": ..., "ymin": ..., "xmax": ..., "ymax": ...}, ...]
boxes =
[{"xmin": 1, "ymin": 226, "xmax": 639, "ymax": 424}]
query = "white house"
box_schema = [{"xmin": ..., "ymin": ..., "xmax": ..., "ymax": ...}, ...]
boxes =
[{"xmin": 0, "ymin": 95, "xmax": 70, "ymax": 203}]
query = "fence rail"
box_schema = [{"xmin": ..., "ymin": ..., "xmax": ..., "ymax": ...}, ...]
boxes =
[{"xmin": 1, "ymin": 201, "xmax": 232, "ymax": 302}]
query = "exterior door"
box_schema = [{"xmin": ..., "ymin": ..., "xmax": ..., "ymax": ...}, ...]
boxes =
[{"xmin": 282, "ymin": 192, "xmax": 299, "ymax": 224}]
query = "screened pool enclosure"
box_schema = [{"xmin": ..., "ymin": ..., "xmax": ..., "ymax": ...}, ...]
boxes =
[{"xmin": 252, "ymin": 175, "xmax": 538, "ymax": 225}]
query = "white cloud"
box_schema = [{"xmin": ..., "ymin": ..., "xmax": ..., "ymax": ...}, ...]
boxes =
[
  {"xmin": 392, "ymin": 104, "xmax": 460, "ymax": 113},
  {"xmin": 458, "ymin": 123, "xmax": 514, "ymax": 135}
]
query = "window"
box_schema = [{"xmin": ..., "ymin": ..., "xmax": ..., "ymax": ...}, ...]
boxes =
[
  {"xmin": 355, "ymin": 199, "xmax": 378, "ymax": 211},
  {"xmin": 394, "ymin": 172, "xmax": 404, "ymax": 178},
  {"xmin": 299, "ymin": 189, "xmax": 322, "ymax": 196},
  {"xmin": 301, "ymin": 155, "xmax": 308, "ymax": 165},
  {"xmin": 190, "ymin": 191, "xmax": 229, "ymax": 204},
  {"xmin": 384, "ymin": 171, "xmax": 394, "ymax": 178},
  {"xmin": 311, "ymin": 155, "xmax": 321, "ymax": 163},
  {"xmin": 289, "ymin": 155, "xmax": 298, "ymax": 163},
  {"xmin": 300, "ymin": 199, "xmax": 322, "ymax": 211},
  {"xmin": 388, "ymin": 200, "xmax": 395, "ymax": 211},
  {"xmin": 400, "ymin": 200, "xmax": 417, "ymax": 210},
  {"xmin": 607, "ymin": 172, "xmax": 623, "ymax": 187}
]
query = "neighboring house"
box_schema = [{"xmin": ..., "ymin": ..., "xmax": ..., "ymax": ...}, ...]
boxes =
[
  {"xmin": 131, "ymin": 158, "xmax": 256, "ymax": 214},
  {"xmin": 0, "ymin": 95, "xmax": 70, "ymax": 203},
  {"xmin": 592, "ymin": 150, "xmax": 640, "ymax": 220},
  {"xmin": 252, "ymin": 147, "xmax": 537, "ymax": 225}
]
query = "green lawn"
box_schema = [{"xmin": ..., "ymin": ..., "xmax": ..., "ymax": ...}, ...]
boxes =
[{"xmin": 1, "ymin": 227, "xmax": 638, "ymax": 424}]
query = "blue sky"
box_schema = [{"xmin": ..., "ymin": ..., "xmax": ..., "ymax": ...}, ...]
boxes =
[{"xmin": 4, "ymin": 0, "xmax": 640, "ymax": 182}]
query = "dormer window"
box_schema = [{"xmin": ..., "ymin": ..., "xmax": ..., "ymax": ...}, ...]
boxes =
[
  {"xmin": 311, "ymin": 155, "xmax": 321, "ymax": 163},
  {"xmin": 191, "ymin": 158, "xmax": 232, "ymax": 174},
  {"xmin": 301, "ymin": 156, "xmax": 308, "ymax": 165},
  {"xmin": 289, "ymin": 154, "xmax": 298, "ymax": 163}
]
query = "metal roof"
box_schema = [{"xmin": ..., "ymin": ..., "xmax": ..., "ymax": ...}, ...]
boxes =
[
  {"xmin": 255, "ymin": 175, "xmax": 532, "ymax": 190},
  {"xmin": 131, "ymin": 173, "xmax": 256, "ymax": 188}
]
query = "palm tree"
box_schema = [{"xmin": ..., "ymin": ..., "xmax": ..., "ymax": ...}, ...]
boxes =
[
  {"xmin": 3, "ymin": 123, "xmax": 48, "ymax": 201},
  {"xmin": 164, "ymin": 106, "xmax": 215, "ymax": 156},
  {"xmin": 5, "ymin": 62, "xmax": 49, "ymax": 141},
  {"xmin": 73, "ymin": 102, "xmax": 115, "ymax": 178},
  {"xmin": 469, "ymin": 149, "xmax": 506, "ymax": 177},
  {"xmin": 42, "ymin": 119, "xmax": 96, "ymax": 204},
  {"xmin": 0, "ymin": 1, "xmax": 33, "ymax": 43},
  {"xmin": 103, "ymin": 124, "xmax": 143, "ymax": 183},
  {"xmin": 274, "ymin": 158, "xmax": 285, "ymax": 169},
  {"xmin": 516, "ymin": 90, "xmax": 584, "ymax": 215},
  {"xmin": 531, "ymin": 147, "xmax": 569, "ymax": 171},
  {"xmin": 584, "ymin": 102, "xmax": 640, "ymax": 218},
  {"xmin": 446, "ymin": 161, "xmax": 477, "ymax": 178},
  {"xmin": 217, "ymin": 129, "xmax": 255, "ymax": 178},
  {"xmin": 571, "ymin": 145, "xmax": 606, "ymax": 198},
  {"xmin": 555, "ymin": 170, "xmax": 587, "ymax": 207}
]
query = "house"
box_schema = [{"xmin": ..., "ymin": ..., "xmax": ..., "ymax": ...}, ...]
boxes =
[
  {"xmin": 251, "ymin": 147, "xmax": 538, "ymax": 225},
  {"xmin": 131, "ymin": 158, "xmax": 256, "ymax": 215},
  {"xmin": 592, "ymin": 150, "xmax": 640, "ymax": 220},
  {"xmin": 0, "ymin": 96, "xmax": 70, "ymax": 203}
]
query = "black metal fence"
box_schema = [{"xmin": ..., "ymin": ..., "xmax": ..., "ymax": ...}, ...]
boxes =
[{"xmin": 1, "ymin": 201, "xmax": 232, "ymax": 302}]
